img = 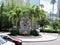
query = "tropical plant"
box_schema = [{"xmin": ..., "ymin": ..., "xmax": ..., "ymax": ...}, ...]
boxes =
[
  {"xmin": 30, "ymin": 30, "xmax": 39, "ymax": 36},
  {"xmin": 50, "ymin": 0, "xmax": 56, "ymax": 30},
  {"xmin": 10, "ymin": 26, "xmax": 18, "ymax": 36},
  {"xmin": 50, "ymin": 0, "xmax": 56, "ymax": 11},
  {"xmin": 40, "ymin": 4, "xmax": 44, "ymax": 8},
  {"xmin": 0, "ymin": 2, "xmax": 4, "ymax": 15},
  {"xmin": 0, "ymin": 13, "xmax": 12, "ymax": 31},
  {"xmin": 53, "ymin": 20, "xmax": 60, "ymax": 30},
  {"xmin": 0, "ymin": 0, "xmax": 49, "ymax": 34},
  {"xmin": 9, "ymin": 10, "xmax": 17, "ymax": 26},
  {"xmin": 38, "ymin": 18, "xmax": 49, "ymax": 31},
  {"xmin": 15, "ymin": 7, "xmax": 22, "ymax": 22},
  {"xmin": 36, "ymin": 7, "xmax": 47, "ymax": 30},
  {"xmin": 34, "ymin": 5, "xmax": 41, "ymax": 20}
]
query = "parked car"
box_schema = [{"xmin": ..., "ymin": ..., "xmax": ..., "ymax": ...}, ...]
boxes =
[
  {"xmin": 0, "ymin": 34, "xmax": 22, "ymax": 45},
  {"xmin": 0, "ymin": 37, "xmax": 15, "ymax": 45}
]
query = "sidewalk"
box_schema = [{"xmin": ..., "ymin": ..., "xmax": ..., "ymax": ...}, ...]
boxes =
[{"xmin": 16, "ymin": 33, "xmax": 58, "ymax": 42}]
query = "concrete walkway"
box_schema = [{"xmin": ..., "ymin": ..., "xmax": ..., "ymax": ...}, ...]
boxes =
[
  {"xmin": 22, "ymin": 33, "xmax": 60, "ymax": 45},
  {"xmin": 17, "ymin": 33, "xmax": 58, "ymax": 42}
]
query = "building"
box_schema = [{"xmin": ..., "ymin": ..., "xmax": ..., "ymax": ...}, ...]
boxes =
[
  {"xmin": 16, "ymin": 0, "xmax": 26, "ymax": 6},
  {"xmin": 26, "ymin": 0, "xmax": 40, "ymax": 6},
  {"xmin": 48, "ymin": 11, "xmax": 59, "ymax": 20},
  {"xmin": 0, "ymin": 0, "xmax": 40, "ymax": 7},
  {"xmin": 57, "ymin": 0, "xmax": 60, "ymax": 19},
  {"xmin": 0, "ymin": 0, "xmax": 26, "ymax": 6},
  {"xmin": 0, "ymin": 0, "xmax": 15, "ymax": 5}
]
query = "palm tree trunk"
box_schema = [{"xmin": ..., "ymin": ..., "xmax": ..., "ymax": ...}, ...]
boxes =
[
  {"xmin": 52, "ymin": 4, "xmax": 54, "ymax": 32},
  {"xmin": 42, "ymin": 26, "xmax": 45, "ymax": 32},
  {"xmin": 52, "ymin": 4, "xmax": 54, "ymax": 12}
]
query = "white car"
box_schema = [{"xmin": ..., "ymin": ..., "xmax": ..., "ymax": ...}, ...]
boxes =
[{"xmin": 0, "ymin": 37, "xmax": 15, "ymax": 45}]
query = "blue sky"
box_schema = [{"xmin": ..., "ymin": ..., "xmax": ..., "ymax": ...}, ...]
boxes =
[
  {"xmin": 40, "ymin": 0, "xmax": 57, "ymax": 13},
  {"xmin": 30, "ymin": 0, "xmax": 40, "ymax": 6}
]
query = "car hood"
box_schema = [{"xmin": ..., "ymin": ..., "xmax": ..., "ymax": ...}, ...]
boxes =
[
  {"xmin": 3, "ymin": 41, "xmax": 15, "ymax": 45},
  {"xmin": 13, "ymin": 37, "xmax": 22, "ymax": 42}
]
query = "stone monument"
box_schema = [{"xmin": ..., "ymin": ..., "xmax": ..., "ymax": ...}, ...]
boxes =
[{"xmin": 19, "ymin": 17, "xmax": 32, "ymax": 35}]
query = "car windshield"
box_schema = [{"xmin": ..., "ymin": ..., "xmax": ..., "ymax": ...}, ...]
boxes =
[
  {"xmin": 0, "ymin": 37, "xmax": 6, "ymax": 44},
  {"xmin": 7, "ymin": 35, "xmax": 14, "ymax": 40}
]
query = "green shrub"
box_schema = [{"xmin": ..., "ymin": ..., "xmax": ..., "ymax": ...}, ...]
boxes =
[
  {"xmin": 30, "ymin": 30, "xmax": 39, "ymax": 36},
  {"xmin": 55, "ymin": 30, "xmax": 60, "ymax": 34},
  {"xmin": 10, "ymin": 26, "xmax": 18, "ymax": 36}
]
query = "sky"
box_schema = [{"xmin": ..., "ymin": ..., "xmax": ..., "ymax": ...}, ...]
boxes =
[
  {"xmin": 29, "ymin": 0, "xmax": 40, "ymax": 6},
  {"xmin": 40, "ymin": 0, "xmax": 57, "ymax": 13}
]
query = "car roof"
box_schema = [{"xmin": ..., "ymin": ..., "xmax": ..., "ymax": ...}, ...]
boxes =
[
  {"xmin": 0, "ymin": 33, "xmax": 10, "ymax": 35},
  {"xmin": 0, "ymin": 35, "xmax": 9, "ymax": 38},
  {"xmin": 0, "ymin": 32, "xmax": 10, "ymax": 35},
  {"xmin": 0, "ymin": 34, "xmax": 7, "ymax": 36},
  {"xmin": 0, "ymin": 34, "xmax": 8, "ymax": 37}
]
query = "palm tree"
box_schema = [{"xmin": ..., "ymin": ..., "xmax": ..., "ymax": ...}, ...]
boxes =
[
  {"xmin": 36, "ymin": 8, "xmax": 48, "ymax": 32},
  {"xmin": 40, "ymin": 4, "xmax": 44, "ymax": 9},
  {"xmin": 34, "ymin": 5, "xmax": 40, "ymax": 19},
  {"xmin": 28, "ymin": 6, "xmax": 35, "ymax": 30},
  {"xmin": 50, "ymin": 0, "xmax": 56, "ymax": 11},
  {"xmin": 50, "ymin": 0, "xmax": 56, "ymax": 31},
  {"xmin": 9, "ymin": 11, "xmax": 18, "ymax": 26},
  {"xmin": 31, "ymin": 5, "xmax": 47, "ymax": 30}
]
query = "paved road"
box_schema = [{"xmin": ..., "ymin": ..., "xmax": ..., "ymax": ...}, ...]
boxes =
[{"xmin": 22, "ymin": 35, "xmax": 60, "ymax": 45}]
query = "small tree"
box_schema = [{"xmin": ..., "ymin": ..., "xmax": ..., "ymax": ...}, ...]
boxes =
[
  {"xmin": 53, "ymin": 20, "xmax": 60, "ymax": 30},
  {"xmin": 38, "ymin": 18, "xmax": 49, "ymax": 31}
]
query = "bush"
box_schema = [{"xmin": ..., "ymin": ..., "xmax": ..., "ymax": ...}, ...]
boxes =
[
  {"xmin": 53, "ymin": 20, "xmax": 60, "ymax": 30},
  {"xmin": 40, "ymin": 29, "xmax": 52, "ymax": 33},
  {"xmin": 30, "ymin": 30, "xmax": 39, "ymax": 36},
  {"xmin": 55, "ymin": 29, "xmax": 60, "ymax": 34},
  {"xmin": 10, "ymin": 26, "xmax": 18, "ymax": 36}
]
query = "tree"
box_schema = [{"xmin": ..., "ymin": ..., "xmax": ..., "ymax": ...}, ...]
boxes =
[
  {"xmin": 37, "ymin": 18, "xmax": 49, "ymax": 31},
  {"xmin": 40, "ymin": 4, "xmax": 44, "ymax": 8},
  {"xmin": 40, "ymin": 9, "xmax": 47, "ymax": 20},
  {"xmin": 0, "ymin": 2, "xmax": 4, "ymax": 15},
  {"xmin": 0, "ymin": 14, "xmax": 12, "ymax": 31},
  {"xmin": 34, "ymin": 5, "xmax": 41, "ymax": 20},
  {"xmin": 50, "ymin": 0, "xmax": 56, "ymax": 11},
  {"xmin": 50, "ymin": 0, "xmax": 56, "ymax": 30},
  {"xmin": 9, "ymin": 10, "xmax": 18, "ymax": 26},
  {"xmin": 53, "ymin": 20, "xmax": 60, "ymax": 30},
  {"xmin": 0, "ymin": 2, "xmax": 14, "ymax": 31}
]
